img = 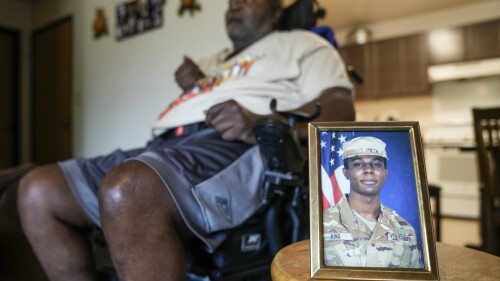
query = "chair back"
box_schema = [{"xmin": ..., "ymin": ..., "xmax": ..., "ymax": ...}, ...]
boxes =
[{"xmin": 472, "ymin": 107, "xmax": 500, "ymax": 256}]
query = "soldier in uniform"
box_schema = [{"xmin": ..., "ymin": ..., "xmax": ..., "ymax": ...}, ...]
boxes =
[{"xmin": 323, "ymin": 136, "xmax": 423, "ymax": 268}]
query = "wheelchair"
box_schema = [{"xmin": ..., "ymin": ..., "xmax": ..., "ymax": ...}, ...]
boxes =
[
  {"xmin": 184, "ymin": 100, "xmax": 319, "ymax": 281},
  {"xmin": 93, "ymin": 1, "xmax": 330, "ymax": 278},
  {"xmin": 91, "ymin": 100, "xmax": 319, "ymax": 281}
]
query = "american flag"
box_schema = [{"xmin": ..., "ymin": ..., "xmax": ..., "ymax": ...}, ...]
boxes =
[{"xmin": 320, "ymin": 131, "xmax": 355, "ymax": 210}]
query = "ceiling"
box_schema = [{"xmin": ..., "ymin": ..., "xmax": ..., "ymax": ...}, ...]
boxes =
[
  {"xmin": 315, "ymin": 0, "xmax": 492, "ymax": 30},
  {"xmin": 17, "ymin": 0, "xmax": 492, "ymax": 30}
]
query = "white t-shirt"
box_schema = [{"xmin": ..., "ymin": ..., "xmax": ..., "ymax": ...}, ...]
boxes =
[{"xmin": 154, "ymin": 30, "xmax": 353, "ymax": 129}]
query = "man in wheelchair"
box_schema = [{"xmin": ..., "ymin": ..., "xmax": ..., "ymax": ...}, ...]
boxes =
[{"xmin": 17, "ymin": 0, "xmax": 354, "ymax": 280}]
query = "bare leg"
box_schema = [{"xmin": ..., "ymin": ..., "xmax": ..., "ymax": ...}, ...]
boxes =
[
  {"xmin": 99, "ymin": 160, "xmax": 189, "ymax": 281},
  {"xmin": 17, "ymin": 164, "xmax": 97, "ymax": 281},
  {"xmin": 0, "ymin": 181, "xmax": 39, "ymax": 281}
]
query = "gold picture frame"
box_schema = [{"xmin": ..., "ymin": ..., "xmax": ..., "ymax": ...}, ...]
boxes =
[{"xmin": 308, "ymin": 121, "xmax": 439, "ymax": 280}]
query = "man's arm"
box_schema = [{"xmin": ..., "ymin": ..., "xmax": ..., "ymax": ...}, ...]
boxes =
[
  {"xmin": 204, "ymin": 86, "xmax": 354, "ymax": 144},
  {"xmin": 294, "ymin": 86, "xmax": 354, "ymax": 140}
]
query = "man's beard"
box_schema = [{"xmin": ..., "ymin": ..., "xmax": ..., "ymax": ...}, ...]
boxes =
[{"xmin": 226, "ymin": 22, "xmax": 250, "ymax": 42}]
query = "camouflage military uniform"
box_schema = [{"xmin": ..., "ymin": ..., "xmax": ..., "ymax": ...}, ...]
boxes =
[{"xmin": 323, "ymin": 196, "xmax": 423, "ymax": 268}]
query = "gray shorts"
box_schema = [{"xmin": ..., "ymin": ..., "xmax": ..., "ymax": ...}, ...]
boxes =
[{"xmin": 58, "ymin": 128, "xmax": 266, "ymax": 252}]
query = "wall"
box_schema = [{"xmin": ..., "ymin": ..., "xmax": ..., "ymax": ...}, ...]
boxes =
[
  {"xmin": 28, "ymin": 0, "xmax": 229, "ymax": 157},
  {"xmin": 78, "ymin": 1, "xmax": 229, "ymax": 157}
]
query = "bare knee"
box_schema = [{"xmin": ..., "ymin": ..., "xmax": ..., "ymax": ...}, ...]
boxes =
[
  {"xmin": 99, "ymin": 161, "xmax": 167, "ymax": 215},
  {"xmin": 99, "ymin": 161, "xmax": 188, "ymax": 280},
  {"xmin": 18, "ymin": 165, "xmax": 65, "ymax": 216},
  {"xmin": 98, "ymin": 161, "xmax": 181, "ymax": 228},
  {"xmin": 17, "ymin": 164, "xmax": 92, "ymax": 228}
]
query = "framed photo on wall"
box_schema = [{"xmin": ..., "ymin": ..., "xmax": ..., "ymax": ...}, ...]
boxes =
[
  {"xmin": 308, "ymin": 121, "xmax": 439, "ymax": 280},
  {"xmin": 115, "ymin": 0, "xmax": 165, "ymax": 40}
]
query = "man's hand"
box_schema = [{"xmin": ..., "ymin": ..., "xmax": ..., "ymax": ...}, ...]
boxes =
[
  {"xmin": 205, "ymin": 100, "xmax": 260, "ymax": 144},
  {"xmin": 175, "ymin": 56, "xmax": 205, "ymax": 92}
]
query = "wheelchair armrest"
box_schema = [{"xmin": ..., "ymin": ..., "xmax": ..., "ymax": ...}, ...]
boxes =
[
  {"xmin": 253, "ymin": 118, "xmax": 306, "ymax": 174},
  {"xmin": 253, "ymin": 98, "xmax": 320, "ymax": 174}
]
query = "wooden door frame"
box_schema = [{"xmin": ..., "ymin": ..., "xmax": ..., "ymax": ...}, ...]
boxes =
[
  {"xmin": 30, "ymin": 16, "xmax": 72, "ymax": 163},
  {"xmin": 0, "ymin": 25, "xmax": 20, "ymax": 167}
]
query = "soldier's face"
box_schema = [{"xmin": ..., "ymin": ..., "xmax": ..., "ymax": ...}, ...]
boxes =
[{"xmin": 343, "ymin": 155, "xmax": 388, "ymax": 197}]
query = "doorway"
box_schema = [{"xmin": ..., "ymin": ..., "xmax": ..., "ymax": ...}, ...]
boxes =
[
  {"xmin": 0, "ymin": 26, "xmax": 20, "ymax": 168},
  {"xmin": 32, "ymin": 17, "xmax": 72, "ymax": 164}
]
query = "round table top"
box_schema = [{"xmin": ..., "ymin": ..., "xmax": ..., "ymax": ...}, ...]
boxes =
[{"xmin": 271, "ymin": 240, "xmax": 500, "ymax": 281}]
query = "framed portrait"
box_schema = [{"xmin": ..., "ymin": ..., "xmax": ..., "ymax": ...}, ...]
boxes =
[{"xmin": 308, "ymin": 121, "xmax": 439, "ymax": 280}]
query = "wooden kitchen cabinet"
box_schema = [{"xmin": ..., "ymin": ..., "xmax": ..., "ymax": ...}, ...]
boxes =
[
  {"xmin": 371, "ymin": 34, "xmax": 429, "ymax": 97},
  {"xmin": 340, "ymin": 33, "xmax": 429, "ymax": 99},
  {"xmin": 398, "ymin": 34, "xmax": 430, "ymax": 95},
  {"xmin": 338, "ymin": 18, "xmax": 500, "ymax": 99},
  {"xmin": 370, "ymin": 37, "xmax": 400, "ymax": 97},
  {"xmin": 339, "ymin": 43, "xmax": 372, "ymax": 99},
  {"xmin": 465, "ymin": 19, "xmax": 500, "ymax": 60}
]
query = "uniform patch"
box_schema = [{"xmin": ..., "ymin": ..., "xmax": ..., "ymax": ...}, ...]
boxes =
[
  {"xmin": 324, "ymin": 233, "xmax": 353, "ymax": 241},
  {"xmin": 388, "ymin": 233, "xmax": 412, "ymax": 242},
  {"xmin": 376, "ymin": 246, "xmax": 392, "ymax": 252}
]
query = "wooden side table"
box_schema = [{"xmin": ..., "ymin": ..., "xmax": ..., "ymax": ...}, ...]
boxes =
[{"xmin": 271, "ymin": 240, "xmax": 500, "ymax": 280}]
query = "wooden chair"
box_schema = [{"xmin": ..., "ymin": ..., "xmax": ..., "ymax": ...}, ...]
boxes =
[
  {"xmin": 428, "ymin": 184, "xmax": 442, "ymax": 242},
  {"xmin": 472, "ymin": 107, "xmax": 500, "ymax": 256}
]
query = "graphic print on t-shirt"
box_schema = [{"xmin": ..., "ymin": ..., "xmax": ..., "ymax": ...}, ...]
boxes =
[{"xmin": 157, "ymin": 54, "xmax": 257, "ymax": 120}]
